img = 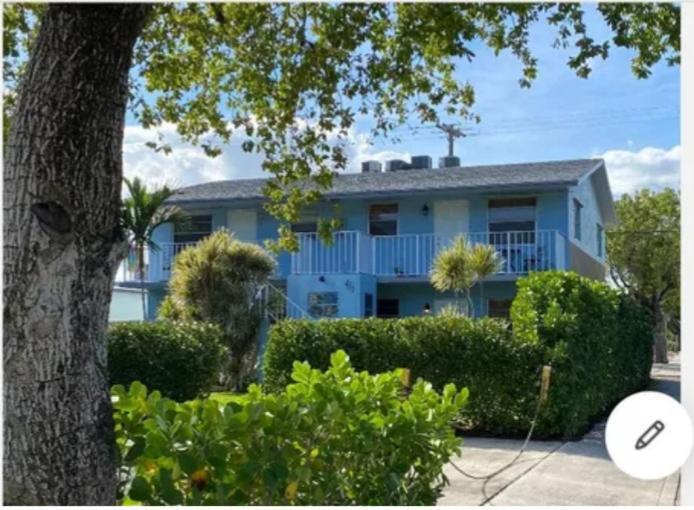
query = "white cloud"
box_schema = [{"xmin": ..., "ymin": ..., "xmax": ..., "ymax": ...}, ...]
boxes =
[
  {"xmin": 122, "ymin": 123, "xmax": 410, "ymax": 191},
  {"xmin": 594, "ymin": 145, "xmax": 680, "ymax": 197}
]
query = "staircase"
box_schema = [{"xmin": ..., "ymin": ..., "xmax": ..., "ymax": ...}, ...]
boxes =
[
  {"xmin": 255, "ymin": 281, "xmax": 310, "ymax": 322},
  {"xmin": 254, "ymin": 282, "xmax": 310, "ymax": 380}
]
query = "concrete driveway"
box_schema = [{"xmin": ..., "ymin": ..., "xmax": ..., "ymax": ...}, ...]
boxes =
[{"xmin": 440, "ymin": 356, "xmax": 681, "ymax": 506}]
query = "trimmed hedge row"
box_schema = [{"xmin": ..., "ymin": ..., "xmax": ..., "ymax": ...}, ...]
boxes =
[
  {"xmin": 264, "ymin": 317, "xmax": 543, "ymax": 436},
  {"xmin": 108, "ymin": 320, "xmax": 228, "ymax": 402},
  {"xmin": 264, "ymin": 271, "xmax": 653, "ymax": 438},
  {"xmin": 511, "ymin": 271, "xmax": 653, "ymax": 437}
]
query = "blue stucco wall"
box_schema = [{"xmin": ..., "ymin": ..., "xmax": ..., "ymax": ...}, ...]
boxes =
[
  {"xmin": 568, "ymin": 175, "xmax": 605, "ymax": 262},
  {"xmin": 287, "ymin": 273, "xmax": 377, "ymax": 318},
  {"xmin": 377, "ymin": 280, "xmax": 518, "ymax": 318}
]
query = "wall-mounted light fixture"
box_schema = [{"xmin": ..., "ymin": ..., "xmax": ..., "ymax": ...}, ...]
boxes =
[
  {"xmin": 421, "ymin": 204, "xmax": 430, "ymax": 216},
  {"xmin": 423, "ymin": 303, "xmax": 431, "ymax": 314}
]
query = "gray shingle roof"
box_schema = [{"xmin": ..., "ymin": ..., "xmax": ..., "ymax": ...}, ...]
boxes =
[{"xmin": 167, "ymin": 158, "xmax": 604, "ymax": 204}]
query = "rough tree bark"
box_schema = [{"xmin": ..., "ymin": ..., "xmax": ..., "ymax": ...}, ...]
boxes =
[{"xmin": 3, "ymin": 5, "xmax": 151, "ymax": 505}]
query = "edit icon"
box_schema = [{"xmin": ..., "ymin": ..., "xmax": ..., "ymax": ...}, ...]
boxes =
[{"xmin": 635, "ymin": 420, "xmax": 665, "ymax": 450}]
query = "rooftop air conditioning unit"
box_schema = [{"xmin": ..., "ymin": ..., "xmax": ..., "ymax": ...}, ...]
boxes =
[
  {"xmin": 410, "ymin": 155, "xmax": 432, "ymax": 169},
  {"xmin": 438, "ymin": 155, "xmax": 461, "ymax": 168},
  {"xmin": 361, "ymin": 160, "xmax": 382, "ymax": 173},
  {"xmin": 385, "ymin": 159, "xmax": 410, "ymax": 172}
]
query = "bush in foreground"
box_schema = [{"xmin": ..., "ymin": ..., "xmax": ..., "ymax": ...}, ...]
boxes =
[
  {"xmin": 113, "ymin": 351, "xmax": 467, "ymax": 505},
  {"xmin": 265, "ymin": 271, "xmax": 653, "ymax": 438},
  {"xmin": 108, "ymin": 320, "xmax": 227, "ymax": 401}
]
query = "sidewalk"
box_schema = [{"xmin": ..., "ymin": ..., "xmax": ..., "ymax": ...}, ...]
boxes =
[{"xmin": 440, "ymin": 356, "xmax": 681, "ymax": 506}]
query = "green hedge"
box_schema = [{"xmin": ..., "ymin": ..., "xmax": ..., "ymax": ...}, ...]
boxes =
[
  {"xmin": 511, "ymin": 271, "xmax": 652, "ymax": 437},
  {"xmin": 264, "ymin": 271, "xmax": 653, "ymax": 438},
  {"xmin": 108, "ymin": 320, "xmax": 228, "ymax": 401},
  {"xmin": 264, "ymin": 317, "xmax": 545, "ymax": 436},
  {"xmin": 114, "ymin": 351, "xmax": 467, "ymax": 505}
]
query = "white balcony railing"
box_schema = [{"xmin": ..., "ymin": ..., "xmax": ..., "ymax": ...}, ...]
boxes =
[
  {"xmin": 372, "ymin": 230, "xmax": 566, "ymax": 277},
  {"xmin": 291, "ymin": 231, "xmax": 371, "ymax": 275},
  {"xmin": 115, "ymin": 230, "xmax": 567, "ymax": 283}
]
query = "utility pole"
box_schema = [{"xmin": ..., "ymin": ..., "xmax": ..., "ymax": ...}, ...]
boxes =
[{"xmin": 436, "ymin": 123, "xmax": 465, "ymax": 156}]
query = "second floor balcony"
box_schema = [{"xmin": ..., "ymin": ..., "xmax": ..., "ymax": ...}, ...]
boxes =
[{"xmin": 117, "ymin": 229, "xmax": 567, "ymax": 284}]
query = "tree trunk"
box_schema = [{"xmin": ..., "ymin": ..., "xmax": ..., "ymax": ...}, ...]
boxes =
[
  {"xmin": 3, "ymin": 5, "xmax": 151, "ymax": 505},
  {"xmin": 653, "ymin": 303, "xmax": 669, "ymax": 364},
  {"xmin": 138, "ymin": 242, "xmax": 147, "ymax": 319}
]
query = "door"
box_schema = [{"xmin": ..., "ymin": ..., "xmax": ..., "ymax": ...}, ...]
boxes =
[
  {"xmin": 434, "ymin": 199, "xmax": 470, "ymax": 239},
  {"xmin": 227, "ymin": 209, "xmax": 257, "ymax": 242}
]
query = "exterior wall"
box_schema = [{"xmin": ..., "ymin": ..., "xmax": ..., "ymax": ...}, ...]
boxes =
[
  {"xmin": 376, "ymin": 280, "xmax": 518, "ymax": 318},
  {"xmin": 568, "ymin": 243, "xmax": 607, "ymax": 280},
  {"xmin": 287, "ymin": 273, "xmax": 377, "ymax": 318},
  {"xmin": 146, "ymin": 288, "xmax": 166, "ymax": 320},
  {"xmin": 568, "ymin": 174, "xmax": 605, "ymax": 263},
  {"xmin": 110, "ymin": 287, "xmax": 145, "ymax": 322}
]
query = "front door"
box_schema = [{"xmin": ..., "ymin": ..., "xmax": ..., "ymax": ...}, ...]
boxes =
[{"xmin": 434, "ymin": 199, "xmax": 470, "ymax": 239}]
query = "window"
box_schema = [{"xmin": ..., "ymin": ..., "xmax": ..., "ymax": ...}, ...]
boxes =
[
  {"xmin": 364, "ymin": 293, "xmax": 374, "ymax": 317},
  {"xmin": 369, "ymin": 204, "xmax": 398, "ymax": 235},
  {"xmin": 308, "ymin": 292, "xmax": 338, "ymax": 318},
  {"xmin": 174, "ymin": 214, "xmax": 212, "ymax": 244},
  {"xmin": 597, "ymin": 224, "xmax": 604, "ymax": 257},
  {"xmin": 488, "ymin": 299, "xmax": 513, "ymax": 319},
  {"xmin": 291, "ymin": 222, "xmax": 317, "ymax": 233},
  {"xmin": 488, "ymin": 197, "xmax": 536, "ymax": 233},
  {"xmin": 377, "ymin": 298, "xmax": 399, "ymax": 318},
  {"xmin": 573, "ymin": 199, "xmax": 583, "ymax": 241}
]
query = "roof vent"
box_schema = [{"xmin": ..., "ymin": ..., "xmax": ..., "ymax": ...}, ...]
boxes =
[
  {"xmin": 361, "ymin": 160, "xmax": 382, "ymax": 173},
  {"xmin": 438, "ymin": 156, "xmax": 461, "ymax": 169},
  {"xmin": 385, "ymin": 159, "xmax": 411, "ymax": 172},
  {"xmin": 410, "ymin": 155, "xmax": 432, "ymax": 169}
]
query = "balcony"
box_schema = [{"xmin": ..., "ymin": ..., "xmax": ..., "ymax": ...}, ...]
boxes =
[
  {"xmin": 115, "ymin": 230, "xmax": 567, "ymax": 284},
  {"xmin": 294, "ymin": 230, "xmax": 566, "ymax": 278}
]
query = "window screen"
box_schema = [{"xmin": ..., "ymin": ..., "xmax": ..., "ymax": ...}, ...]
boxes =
[
  {"xmin": 369, "ymin": 204, "xmax": 398, "ymax": 235},
  {"xmin": 174, "ymin": 214, "xmax": 212, "ymax": 244},
  {"xmin": 308, "ymin": 292, "xmax": 339, "ymax": 318},
  {"xmin": 488, "ymin": 197, "xmax": 536, "ymax": 233}
]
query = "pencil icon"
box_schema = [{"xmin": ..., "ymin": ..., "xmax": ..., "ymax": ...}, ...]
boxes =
[{"xmin": 635, "ymin": 420, "xmax": 665, "ymax": 450}]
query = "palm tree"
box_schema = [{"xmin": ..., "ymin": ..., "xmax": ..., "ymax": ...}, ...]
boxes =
[
  {"xmin": 122, "ymin": 177, "xmax": 187, "ymax": 319},
  {"xmin": 430, "ymin": 235, "xmax": 503, "ymax": 316}
]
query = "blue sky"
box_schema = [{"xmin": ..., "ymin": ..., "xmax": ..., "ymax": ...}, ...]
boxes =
[{"xmin": 123, "ymin": 5, "xmax": 680, "ymax": 197}]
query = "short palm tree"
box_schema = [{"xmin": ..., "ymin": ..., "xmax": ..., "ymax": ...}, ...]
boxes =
[
  {"xmin": 430, "ymin": 235, "xmax": 503, "ymax": 316},
  {"xmin": 122, "ymin": 177, "xmax": 187, "ymax": 318}
]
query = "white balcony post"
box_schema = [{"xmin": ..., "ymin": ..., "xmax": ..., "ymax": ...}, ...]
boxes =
[{"xmin": 415, "ymin": 235, "xmax": 420, "ymax": 275}]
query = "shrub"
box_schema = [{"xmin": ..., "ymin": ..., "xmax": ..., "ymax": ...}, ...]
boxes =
[
  {"xmin": 265, "ymin": 316, "xmax": 545, "ymax": 436},
  {"xmin": 265, "ymin": 272, "xmax": 653, "ymax": 438},
  {"xmin": 160, "ymin": 229, "xmax": 275, "ymax": 390},
  {"xmin": 108, "ymin": 321, "xmax": 227, "ymax": 401},
  {"xmin": 113, "ymin": 351, "xmax": 467, "ymax": 505},
  {"xmin": 512, "ymin": 271, "xmax": 653, "ymax": 437}
]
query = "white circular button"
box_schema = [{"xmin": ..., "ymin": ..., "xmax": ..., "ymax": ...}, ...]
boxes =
[{"xmin": 606, "ymin": 391, "xmax": 693, "ymax": 480}]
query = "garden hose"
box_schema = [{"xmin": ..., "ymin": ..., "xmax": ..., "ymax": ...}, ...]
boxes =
[{"xmin": 447, "ymin": 365, "xmax": 552, "ymax": 485}]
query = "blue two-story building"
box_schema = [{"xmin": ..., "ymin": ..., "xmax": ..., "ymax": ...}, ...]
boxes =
[{"xmin": 119, "ymin": 156, "xmax": 615, "ymax": 321}]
